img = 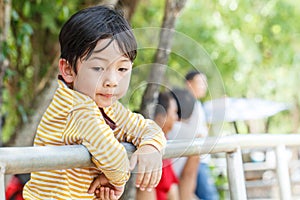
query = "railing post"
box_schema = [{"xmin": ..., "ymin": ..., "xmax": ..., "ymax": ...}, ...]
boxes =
[
  {"xmin": 226, "ymin": 147, "xmax": 247, "ymax": 200},
  {"xmin": 276, "ymin": 144, "xmax": 292, "ymax": 200},
  {"xmin": 0, "ymin": 163, "xmax": 6, "ymax": 200}
]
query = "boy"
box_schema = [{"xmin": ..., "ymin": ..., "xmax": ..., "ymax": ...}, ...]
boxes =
[{"xmin": 23, "ymin": 5, "xmax": 166, "ymax": 200}]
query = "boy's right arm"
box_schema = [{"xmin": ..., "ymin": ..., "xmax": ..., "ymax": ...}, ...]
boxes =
[
  {"xmin": 88, "ymin": 173, "xmax": 124, "ymax": 200},
  {"xmin": 63, "ymin": 104, "xmax": 130, "ymax": 187}
]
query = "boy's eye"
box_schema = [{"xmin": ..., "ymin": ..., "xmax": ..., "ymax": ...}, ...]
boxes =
[
  {"xmin": 92, "ymin": 67, "xmax": 104, "ymax": 71},
  {"xmin": 118, "ymin": 67, "xmax": 128, "ymax": 72}
]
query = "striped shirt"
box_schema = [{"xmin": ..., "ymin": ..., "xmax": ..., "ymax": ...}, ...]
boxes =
[{"xmin": 23, "ymin": 79, "xmax": 166, "ymax": 199}]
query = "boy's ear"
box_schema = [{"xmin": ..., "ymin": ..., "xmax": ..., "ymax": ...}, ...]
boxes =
[{"xmin": 59, "ymin": 58, "xmax": 75, "ymax": 83}]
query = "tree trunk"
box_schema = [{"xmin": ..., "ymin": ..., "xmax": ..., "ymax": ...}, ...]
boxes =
[
  {"xmin": 140, "ymin": 0, "xmax": 187, "ymax": 119},
  {"xmin": 116, "ymin": 0, "xmax": 140, "ymax": 21},
  {"xmin": 7, "ymin": 75, "xmax": 58, "ymax": 147},
  {"xmin": 0, "ymin": 0, "xmax": 11, "ymax": 146},
  {"xmin": 127, "ymin": 0, "xmax": 187, "ymax": 199}
]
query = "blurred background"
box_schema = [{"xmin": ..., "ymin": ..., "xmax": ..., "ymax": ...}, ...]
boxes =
[
  {"xmin": 1, "ymin": 0, "xmax": 299, "ymax": 147},
  {"xmin": 1, "ymin": 0, "xmax": 300, "ymax": 199}
]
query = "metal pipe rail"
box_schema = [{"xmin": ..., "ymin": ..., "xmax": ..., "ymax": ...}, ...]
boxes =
[{"xmin": 1, "ymin": 133, "xmax": 300, "ymax": 200}]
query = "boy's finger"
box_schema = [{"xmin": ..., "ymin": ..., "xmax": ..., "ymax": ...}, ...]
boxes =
[
  {"xmin": 129, "ymin": 154, "xmax": 138, "ymax": 170},
  {"xmin": 100, "ymin": 187, "xmax": 110, "ymax": 200},
  {"xmin": 135, "ymin": 164, "xmax": 146, "ymax": 188},
  {"xmin": 105, "ymin": 187, "xmax": 110, "ymax": 200},
  {"xmin": 156, "ymin": 168, "xmax": 162, "ymax": 186},
  {"xmin": 139, "ymin": 170, "xmax": 151, "ymax": 190},
  {"xmin": 109, "ymin": 189, "xmax": 118, "ymax": 200},
  {"xmin": 148, "ymin": 169, "xmax": 159, "ymax": 189},
  {"xmin": 99, "ymin": 187, "xmax": 105, "ymax": 200},
  {"xmin": 95, "ymin": 189, "xmax": 100, "ymax": 198},
  {"xmin": 87, "ymin": 178, "xmax": 101, "ymax": 193}
]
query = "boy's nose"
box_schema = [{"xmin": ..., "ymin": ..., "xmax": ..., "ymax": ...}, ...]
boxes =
[
  {"xmin": 104, "ymin": 80, "xmax": 117, "ymax": 87},
  {"xmin": 103, "ymin": 73, "xmax": 118, "ymax": 88}
]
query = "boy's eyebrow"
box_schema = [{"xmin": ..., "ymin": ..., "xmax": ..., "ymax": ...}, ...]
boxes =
[
  {"xmin": 119, "ymin": 58, "xmax": 131, "ymax": 62},
  {"xmin": 89, "ymin": 56, "xmax": 108, "ymax": 61},
  {"xmin": 89, "ymin": 56, "xmax": 131, "ymax": 63}
]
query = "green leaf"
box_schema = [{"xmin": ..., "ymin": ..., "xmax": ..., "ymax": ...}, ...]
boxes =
[
  {"xmin": 22, "ymin": 23, "xmax": 34, "ymax": 35},
  {"xmin": 23, "ymin": 1, "xmax": 31, "ymax": 17}
]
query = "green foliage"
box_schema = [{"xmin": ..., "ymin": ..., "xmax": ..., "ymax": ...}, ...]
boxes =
[
  {"xmin": 1, "ymin": 0, "xmax": 85, "ymax": 143},
  {"xmin": 129, "ymin": 0, "xmax": 300, "ymax": 133},
  {"xmin": 122, "ymin": 2, "xmax": 165, "ymax": 110},
  {"xmin": 131, "ymin": 0, "xmax": 165, "ymax": 28},
  {"xmin": 2, "ymin": 0, "xmax": 300, "ymax": 144},
  {"xmin": 210, "ymin": 163, "xmax": 228, "ymax": 200}
]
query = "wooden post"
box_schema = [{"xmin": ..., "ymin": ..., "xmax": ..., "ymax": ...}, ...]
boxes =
[
  {"xmin": 226, "ymin": 147, "xmax": 247, "ymax": 200},
  {"xmin": 276, "ymin": 144, "xmax": 292, "ymax": 200}
]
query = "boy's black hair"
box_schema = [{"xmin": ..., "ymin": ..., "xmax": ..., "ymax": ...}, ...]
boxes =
[
  {"xmin": 154, "ymin": 92, "xmax": 174, "ymax": 118},
  {"xmin": 171, "ymin": 88, "xmax": 196, "ymax": 120},
  {"xmin": 185, "ymin": 70, "xmax": 205, "ymax": 81},
  {"xmin": 59, "ymin": 5, "xmax": 137, "ymax": 73}
]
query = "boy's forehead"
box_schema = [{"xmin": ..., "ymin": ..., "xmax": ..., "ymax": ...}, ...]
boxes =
[
  {"xmin": 95, "ymin": 39, "xmax": 121, "ymax": 54},
  {"xmin": 89, "ymin": 38, "xmax": 129, "ymax": 61}
]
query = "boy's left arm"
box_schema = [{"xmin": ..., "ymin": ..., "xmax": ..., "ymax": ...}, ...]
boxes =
[
  {"xmin": 129, "ymin": 144, "xmax": 163, "ymax": 191},
  {"xmin": 112, "ymin": 102, "xmax": 166, "ymax": 191}
]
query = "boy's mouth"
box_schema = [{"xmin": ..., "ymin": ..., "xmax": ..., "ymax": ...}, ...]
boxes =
[{"xmin": 100, "ymin": 93, "xmax": 114, "ymax": 98}]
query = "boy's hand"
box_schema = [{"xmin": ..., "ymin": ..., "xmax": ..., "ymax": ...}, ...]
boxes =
[
  {"xmin": 129, "ymin": 145, "xmax": 163, "ymax": 192},
  {"xmin": 88, "ymin": 173, "xmax": 124, "ymax": 200}
]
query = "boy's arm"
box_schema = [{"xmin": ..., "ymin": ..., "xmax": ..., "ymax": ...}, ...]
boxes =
[
  {"xmin": 63, "ymin": 103, "xmax": 130, "ymax": 187},
  {"xmin": 129, "ymin": 144, "xmax": 163, "ymax": 191},
  {"xmin": 112, "ymin": 101, "xmax": 166, "ymax": 151},
  {"xmin": 88, "ymin": 173, "xmax": 124, "ymax": 199},
  {"xmin": 111, "ymin": 102, "xmax": 167, "ymax": 190}
]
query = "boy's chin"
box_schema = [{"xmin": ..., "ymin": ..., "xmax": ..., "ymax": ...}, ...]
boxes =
[{"xmin": 96, "ymin": 100, "xmax": 116, "ymax": 108}]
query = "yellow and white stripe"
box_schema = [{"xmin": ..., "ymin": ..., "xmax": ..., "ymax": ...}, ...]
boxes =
[{"xmin": 23, "ymin": 79, "xmax": 166, "ymax": 199}]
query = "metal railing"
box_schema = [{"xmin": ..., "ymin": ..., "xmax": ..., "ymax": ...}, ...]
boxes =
[{"xmin": 1, "ymin": 133, "xmax": 300, "ymax": 200}]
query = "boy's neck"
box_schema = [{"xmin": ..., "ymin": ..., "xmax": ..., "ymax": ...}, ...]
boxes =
[{"xmin": 58, "ymin": 75, "xmax": 73, "ymax": 89}]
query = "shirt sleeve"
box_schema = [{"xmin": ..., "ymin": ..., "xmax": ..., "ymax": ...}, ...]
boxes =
[
  {"xmin": 62, "ymin": 102, "xmax": 130, "ymax": 187},
  {"xmin": 112, "ymin": 102, "xmax": 166, "ymax": 152}
]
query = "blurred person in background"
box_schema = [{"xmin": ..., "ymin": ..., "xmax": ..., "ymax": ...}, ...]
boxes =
[
  {"xmin": 169, "ymin": 88, "xmax": 200, "ymax": 200},
  {"xmin": 168, "ymin": 71, "xmax": 219, "ymax": 200},
  {"xmin": 137, "ymin": 91, "xmax": 179, "ymax": 200}
]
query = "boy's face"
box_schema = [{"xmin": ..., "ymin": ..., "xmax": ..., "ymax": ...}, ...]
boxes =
[{"xmin": 72, "ymin": 38, "xmax": 132, "ymax": 108}]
